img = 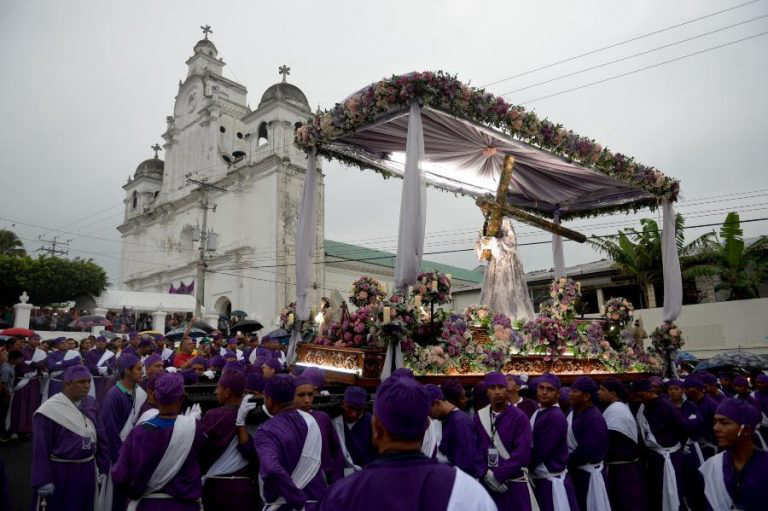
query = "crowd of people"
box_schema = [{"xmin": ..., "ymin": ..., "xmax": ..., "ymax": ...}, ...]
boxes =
[{"xmin": 0, "ymin": 329, "xmax": 767, "ymax": 511}]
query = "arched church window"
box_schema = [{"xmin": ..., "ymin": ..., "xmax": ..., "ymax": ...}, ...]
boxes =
[
  {"xmin": 257, "ymin": 121, "xmax": 268, "ymax": 147},
  {"xmin": 132, "ymin": 191, "xmax": 138, "ymax": 209}
]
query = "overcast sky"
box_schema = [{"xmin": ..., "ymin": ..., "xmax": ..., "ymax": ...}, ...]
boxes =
[{"xmin": 1, "ymin": 0, "xmax": 767, "ymax": 288}]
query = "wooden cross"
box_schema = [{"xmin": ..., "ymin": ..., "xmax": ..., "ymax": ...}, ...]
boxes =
[
  {"xmin": 151, "ymin": 143, "xmax": 162, "ymax": 158},
  {"xmin": 476, "ymin": 154, "xmax": 586, "ymax": 244},
  {"xmin": 278, "ymin": 65, "xmax": 291, "ymax": 82},
  {"xmin": 200, "ymin": 25, "xmax": 213, "ymax": 39}
]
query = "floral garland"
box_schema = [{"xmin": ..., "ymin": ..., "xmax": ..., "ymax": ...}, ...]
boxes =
[
  {"xmin": 465, "ymin": 304, "xmax": 492, "ymax": 328},
  {"xmin": 350, "ymin": 276, "xmax": 386, "ymax": 307},
  {"xmin": 315, "ymin": 305, "xmax": 378, "ymax": 348},
  {"xmin": 650, "ymin": 321, "xmax": 685, "ymax": 351},
  {"xmin": 548, "ymin": 277, "xmax": 582, "ymax": 320},
  {"xmin": 412, "ymin": 271, "xmax": 452, "ymax": 305},
  {"xmin": 522, "ymin": 316, "xmax": 579, "ymax": 361},
  {"xmin": 295, "ymin": 71, "xmax": 679, "ymax": 204},
  {"xmin": 604, "ymin": 297, "xmax": 634, "ymax": 327}
]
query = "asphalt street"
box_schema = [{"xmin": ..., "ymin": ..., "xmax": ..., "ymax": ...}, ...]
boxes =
[{"xmin": 1, "ymin": 438, "xmax": 33, "ymax": 511}]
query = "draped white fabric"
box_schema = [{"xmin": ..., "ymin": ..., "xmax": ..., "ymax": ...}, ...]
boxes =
[
  {"xmin": 394, "ymin": 103, "xmax": 426, "ymax": 290},
  {"xmin": 661, "ymin": 199, "xmax": 683, "ymax": 322},
  {"xmin": 552, "ymin": 213, "xmax": 565, "ymax": 279},
  {"xmin": 295, "ymin": 148, "xmax": 319, "ymax": 320}
]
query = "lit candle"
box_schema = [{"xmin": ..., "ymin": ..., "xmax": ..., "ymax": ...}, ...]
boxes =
[{"xmin": 382, "ymin": 307, "xmax": 391, "ymax": 324}]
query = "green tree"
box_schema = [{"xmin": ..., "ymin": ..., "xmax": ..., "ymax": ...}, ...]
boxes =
[
  {"xmin": 588, "ymin": 214, "xmax": 715, "ymax": 308},
  {"xmin": 0, "ymin": 255, "xmax": 109, "ymax": 306},
  {"xmin": 683, "ymin": 212, "xmax": 768, "ymax": 300},
  {"xmin": 0, "ymin": 229, "xmax": 26, "ymax": 257}
]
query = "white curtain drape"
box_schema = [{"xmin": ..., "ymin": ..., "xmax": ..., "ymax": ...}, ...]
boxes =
[
  {"xmin": 288, "ymin": 148, "xmax": 318, "ymax": 364},
  {"xmin": 394, "ymin": 103, "xmax": 426, "ymax": 290},
  {"xmin": 552, "ymin": 213, "xmax": 565, "ymax": 279},
  {"xmin": 661, "ymin": 199, "xmax": 683, "ymax": 322}
]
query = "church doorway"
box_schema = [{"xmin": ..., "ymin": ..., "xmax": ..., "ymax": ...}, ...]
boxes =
[{"xmin": 214, "ymin": 296, "xmax": 232, "ymax": 317}]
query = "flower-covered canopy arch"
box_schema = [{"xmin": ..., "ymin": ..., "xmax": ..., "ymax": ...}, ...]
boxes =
[{"xmin": 295, "ymin": 71, "xmax": 679, "ymax": 220}]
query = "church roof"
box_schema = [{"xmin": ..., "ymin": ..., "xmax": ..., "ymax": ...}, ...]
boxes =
[
  {"xmin": 324, "ymin": 239, "xmax": 484, "ymax": 285},
  {"xmin": 134, "ymin": 156, "xmax": 164, "ymax": 179},
  {"xmin": 259, "ymin": 82, "xmax": 310, "ymax": 110},
  {"xmin": 194, "ymin": 38, "xmax": 218, "ymax": 56}
]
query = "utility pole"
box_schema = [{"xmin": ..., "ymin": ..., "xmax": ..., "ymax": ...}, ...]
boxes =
[
  {"xmin": 37, "ymin": 235, "xmax": 71, "ymax": 257},
  {"xmin": 186, "ymin": 176, "xmax": 226, "ymax": 318}
]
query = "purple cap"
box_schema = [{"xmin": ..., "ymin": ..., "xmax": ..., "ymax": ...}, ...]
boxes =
[
  {"xmin": 211, "ymin": 356, "xmax": 226, "ymax": 369},
  {"xmin": 62, "ymin": 365, "xmax": 91, "ymax": 382},
  {"xmin": 572, "ymin": 376, "xmax": 598, "ymax": 395},
  {"xmin": 189, "ymin": 357, "xmax": 208, "ymax": 369},
  {"xmin": 536, "ymin": 373, "xmax": 561, "ymax": 390},
  {"xmin": 733, "ymin": 376, "xmax": 748, "ymax": 387},
  {"xmin": 484, "ymin": 371, "xmax": 507, "ymax": 387},
  {"xmin": 650, "ymin": 376, "xmax": 664, "ymax": 387},
  {"xmin": 213, "ymin": 333, "xmax": 223, "ymax": 341},
  {"xmin": 263, "ymin": 358, "xmax": 282, "ymax": 372},
  {"xmin": 180, "ymin": 369, "xmax": 199, "ymax": 385},
  {"xmin": 391, "ymin": 368, "xmax": 414, "ymax": 379},
  {"xmin": 52, "ymin": 337, "xmax": 67, "ymax": 346},
  {"xmin": 219, "ymin": 369, "xmax": 246, "ymax": 396},
  {"xmin": 224, "ymin": 350, "xmax": 237, "ymax": 360},
  {"xmin": 138, "ymin": 336, "xmax": 153, "ymax": 347},
  {"xmin": 683, "ymin": 375, "xmax": 704, "ymax": 389},
  {"xmin": 301, "ymin": 367, "xmax": 325, "ymax": 388},
  {"xmin": 441, "ymin": 379, "xmax": 464, "ymax": 404},
  {"xmin": 246, "ymin": 372, "xmax": 265, "ymax": 392},
  {"xmin": 716, "ymin": 398, "xmax": 761, "ymax": 428},
  {"xmin": 144, "ymin": 354, "xmax": 162, "ymax": 368},
  {"xmin": 95, "ymin": 335, "xmax": 107, "ymax": 343},
  {"xmin": 699, "ymin": 372, "xmax": 718, "ymax": 385},
  {"xmin": 374, "ymin": 377, "xmax": 430, "ymax": 440},
  {"xmin": 344, "ymin": 386, "xmax": 368, "ymax": 407},
  {"xmin": 600, "ymin": 377, "xmax": 628, "ymax": 401},
  {"xmin": 117, "ymin": 353, "xmax": 140, "ymax": 373},
  {"xmin": 294, "ymin": 376, "xmax": 312, "ymax": 388},
  {"xmin": 506, "ymin": 374, "xmax": 524, "ymax": 387},
  {"xmin": 154, "ymin": 373, "xmax": 185, "ymax": 404},
  {"xmin": 128, "ymin": 331, "xmax": 138, "ymax": 339},
  {"xmin": 227, "ymin": 338, "xmax": 237, "ymax": 345},
  {"xmin": 757, "ymin": 374, "xmax": 768, "ymax": 384},
  {"xmin": 666, "ymin": 379, "xmax": 683, "ymax": 388},
  {"xmin": 264, "ymin": 374, "xmax": 295, "ymax": 404},
  {"xmin": 424, "ymin": 384, "xmax": 444, "ymax": 403}
]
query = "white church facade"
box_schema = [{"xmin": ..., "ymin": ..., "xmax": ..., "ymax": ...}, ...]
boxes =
[{"xmin": 118, "ymin": 30, "xmax": 483, "ymax": 329}]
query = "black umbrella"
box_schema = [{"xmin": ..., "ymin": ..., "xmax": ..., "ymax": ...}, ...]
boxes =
[
  {"xmin": 262, "ymin": 328, "xmax": 291, "ymax": 341},
  {"xmin": 231, "ymin": 320, "xmax": 264, "ymax": 334},
  {"xmin": 695, "ymin": 351, "xmax": 767, "ymax": 372},
  {"xmin": 190, "ymin": 321, "xmax": 214, "ymax": 332},
  {"xmin": 166, "ymin": 327, "xmax": 208, "ymax": 340}
]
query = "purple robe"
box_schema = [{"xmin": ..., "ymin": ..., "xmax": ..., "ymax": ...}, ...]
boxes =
[
  {"xmin": 318, "ymin": 452, "xmax": 479, "ymax": 511},
  {"xmin": 439, "ymin": 407, "xmax": 481, "ymax": 478},
  {"xmin": 311, "ymin": 410, "xmax": 345, "ymax": 485},
  {"xmin": 111, "ymin": 416, "xmax": 203, "ymax": 510},
  {"xmin": 568, "ymin": 405, "xmax": 608, "ymax": 511},
  {"xmin": 85, "ymin": 348, "xmax": 116, "ymax": 404},
  {"xmin": 340, "ymin": 412, "xmax": 377, "ymax": 467},
  {"xmin": 514, "ymin": 397, "xmax": 538, "ymax": 418},
  {"xmin": 530, "ymin": 406, "xmax": 580, "ymax": 511},
  {"xmin": 9, "ymin": 361, "xmax": 40, "ymax": 435},
  {"xmin": 99, "ymin": 383, "xmax": 137, "ymax": 463},
  {"xmin": 30, "ymin": 395, "xmax": 109, "ymax": 511},
  {"xmin": 474, "ymin": 405, "xmax": 534, "ymax": 510},
  {"xmin": 605, "ymin": 428, "xmax": 646, "ymax": 511},
  {"xmin": 200, "ymin": 405, "xmax": 260, "ymax": 510},
  {"xmin": 254, "ymin": 409, "xmax": 328, "ymax": 510},
  {"xmin": 640, "ymin": 397, "xmax": 688, "ymax": 511},
  {"xmin": 45, "ymin": 350, "xmax": 81, "ymax": 397},
  {"xmin": 712, "ymin": 450, "xmax": 768, "ymax": 511}
]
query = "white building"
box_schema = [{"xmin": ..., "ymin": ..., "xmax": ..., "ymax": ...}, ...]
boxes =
[{"xmin": 118, "ymin": 32, "xmax": 484, "ymax": 328}]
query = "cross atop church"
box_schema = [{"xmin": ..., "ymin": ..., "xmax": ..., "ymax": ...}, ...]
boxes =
[
  {"xmin": 151, "ymin": 143, "xmax": 162, "ymax": 158},
  {"xmin": 279, "ymin": 65, "xmax": 291, "ymax": 83},
  {"xmin": 200, "ymin": 24, "xmax": 213, "ymax": 40}
]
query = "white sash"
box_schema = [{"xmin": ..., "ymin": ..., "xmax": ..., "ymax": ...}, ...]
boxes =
[
  {"xmin": 566, "ymin": 412, "xmax": 578, "ymax": 454},
  {"xmin": 64, "ymin": 349, "xmax": 82, "ymax": 362},
  {"xmin": 260, "ymin": 410, "xmax": 322, "ymax": 510},
  {"xmin": 30, "ymin": 347, "xmax": 48, "ymax": 364},
  {"xmin": 699, "ymin": 452, "xmax": 735, "ymax": 511},
  {"xmin": 532, "ymin": 463, "xmax": 571, "ymax": 511},
  {"xmin": 161, "ymin": 347, "xmax": 174, "ymax": 362},
  {"xmin": 137, "ymin": 408, "xmax": 159, "ymax": 425},
  {"xmin": 421, "ymin": 418, "xmax": 442, "ymax": 458},
  {"xmin": 96, "ymin": 349, "xmax": 115, "ymax": 368},
  {"xmin": 126, "ymin": 414, "xmax": 197, "ymax": 511},
  {"xmin": 446, "ymin": 467, "xmax": 498, "ymax": 511},
  {"xmin": 248, "ymin": 348, "xmax": 259, "ymax": 366},
  {"xmin": 566, "ymin": 411, "xmax": 610, "ymax": 511},
  {"xmin": 332, "ymin": 415, "xmax": 361, "ymax": 474},
  {"xmin": 636, "ymin": 404, "xmax": 680, "ymax": 511},
  {"xmin": 202, "ymin": 436, "xmax": 249, "ymax": 483},
  {"xmin": 236, "ymin": 349, "xmax": 244, "ymax": 361},
  {"xmin": 35, "ymin": 393, "xmax": 97, "ymax": 444},
  {"xmin": 602, "ymin": 402, "xmax": 638, "ymax": 442},
  {"xmin": 119, "ymin": 385, "xmax": 148, "ymax": 441}
]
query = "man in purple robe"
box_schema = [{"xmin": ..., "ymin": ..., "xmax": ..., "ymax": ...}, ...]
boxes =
[
  {"xmin": 432, "ymin": 380, "xmax": 480, "ymax": 477},
  {"xmin": 143, "ymin": 354, "xmax": 165, "ymax": 382},
  {"xmin": 752, "ymin": 374, "xmax": 768, "ymax": 447},
  {"xmin": 598, "ymin": 378, "xmax": 646, "ymax": 511},
  {"xmin": 567, "ymin": 376, "xmax": 610, "ymax": 511},
  {"xmin": 112, "ymin": 372, "xmax": 203, "ymax": 510},
  {"xmin": 7, "ymin": 348, "xmax": 40, "ymax": 438},
  {"xmin": 295, "ymin": 375, "xmax": 345, "ymax": 484},
  {"xmin": 700, "ymin": 372, "xmax": 726, "ymax": 403},
  {"xmin": 506, "ymin": 374, "xmax": 538, "ymax": 418},
  {"xmin": 334, "ymin": 385, "xmax": 377, "ymax": 473},
  {"xmin": 635, "ymin": 378, "xmax": 688, "ymax": 511},
  {"xmin": 31, "ymin": 365, "xmax": 109, "ymax": 511},
  {"xmin": 261, "ymin": 357, "xmax": 282, "ymax": 379},
  {"xmin": 474, "ymin": 371, "xmax": 536, "ymax": 510},
  {"xmin": 699, "ymin": 398, "xmax": 768, "ymax": 511},
  {"xmin": 99, "ymin": 353, "xmax": 145, "ymax": 511},
  {"xmin": 200, "ymin": 368, "xmax": 260, "ymax": 510},
  {"xmin": 253, "ymin": 374, "xmax": 328, "ymax": 509},
  {"xmin": 529, "ymin": 374, "xmax": 580, "ymax": 511},
  {"xmin": 732, "ymin": 376, "xmax": 757, "ymax": 406},
  {"xmin": 86, "ymin": 335, "xmax": 116, "ymax": 403},
  {"xmin": 45, "ymin": 337, "xmax": 82, "ymax": 398},
  {"xmin": 680, "ymin": 374, "xmax": 719, "ymax": 510},
  {"xmin": 441, "ymin": 378, "xmax": 469, "ymax": 411},
  {"xmin": 319, "ymin": 375, "xmax": 496, "ymax": 511}
]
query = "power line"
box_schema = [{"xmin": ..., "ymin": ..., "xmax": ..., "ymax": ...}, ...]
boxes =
[
  {"xmin": 499, "ymin": 13, "xmax": 768, "ymax": 97},
  {"xmin": 480, "ymin": 0, "xmax": 762, "ymax": 87},
  {"xmin": 520, "ymin": 29, "xmax": 768, "ymax": 104}
]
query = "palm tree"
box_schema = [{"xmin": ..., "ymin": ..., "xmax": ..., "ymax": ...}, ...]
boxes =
[
  {"xmin": 588, "ymin": 214, "xmax": 715, "ymax": 308},
  {"xmin": 0, "ymin": 229, "xmax": 26, "ymax": 257},
  {"xmin": 683, "ymin": 212, "xmax": 768, "ymax": 300}
]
